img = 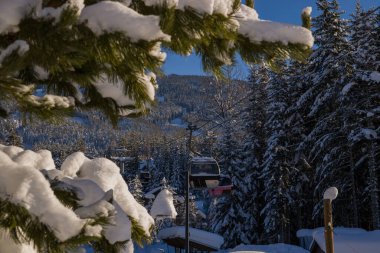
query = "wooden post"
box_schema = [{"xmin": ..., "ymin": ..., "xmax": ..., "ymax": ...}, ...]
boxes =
[
  {"xmin": 323, "ymin": 199, "xmax": 334, "ymax": 253},
  {"xmin": 323, "ymin": 187, "xmax": 337, "ymax": 253}
]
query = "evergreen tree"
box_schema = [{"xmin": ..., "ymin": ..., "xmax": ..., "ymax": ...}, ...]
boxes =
[
  {"xmin": 346, "ymin": 4, "xmax": 380, "ymax": 229},
  {"xmin": 129, "ymin": 175, "xmax": 145, "ymax": 205},
  {"xmin": 211, "ymin": 122, "xmax": 250, "ymax": 248},
  {"xmin": 238, "ymin": 64, "xmax": 269, "ymax": 243},
  {"xmin": 297, "ymin": 0, "xmax": 354, "ymax": 223},
  {"xmin": 261, "ymin": 65, "xmax": 295, "ymax": 243},
  {"xmin": 285, "ymin": 59, "xmax": 314, "ymax": 231},
  {"xmin": 169, "ymin": 144, "xmax": 186, "ymax": 194}
]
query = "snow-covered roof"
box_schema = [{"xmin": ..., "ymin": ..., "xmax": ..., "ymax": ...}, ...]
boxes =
[
  {"xmin": 297, "ymin": 227, "xmax": 366, "ymax": 238},
  {"xmin": 191, "ymin": 157, "xmax": 218, "ymax": 163},
  {"xmin": 144, "ymin": 186, "xmax": 162, "ymax": 199},
  {"xmin": 110, "ymin": 156, "xmax": 134, "ymax": 161},
  {"xmin": 158, "ymin": 226, "xmax": 224, "ymax": 250},
  {"xmin": 150, "ymin": 189, "xmax": 177, "ymax": 219},
  {"xmin": 312, "ymin": 228, "xmax": 380, "ymax": 253},
  {"xmin": 227, "ymin": 243, "xmax": 309, "ymax": 253}
]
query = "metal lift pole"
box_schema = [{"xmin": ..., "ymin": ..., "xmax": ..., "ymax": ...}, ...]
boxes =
[{"xmin": 185, "ymin": 123, "xmax": 197, "ymax": 253}]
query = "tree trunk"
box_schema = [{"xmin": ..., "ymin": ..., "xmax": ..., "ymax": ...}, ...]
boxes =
[
  {"xmin": 368, "ymin": 140, "xmax": 380, "ymax": 229},
  {"xmin": 349, "ymin": 148, "xmax": 359, "ymax": 227}
]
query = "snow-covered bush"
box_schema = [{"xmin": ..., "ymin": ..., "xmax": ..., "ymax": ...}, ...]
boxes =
[{"xmin": 0, "ymin": 144, "xmax": 154, "ymax": 253}]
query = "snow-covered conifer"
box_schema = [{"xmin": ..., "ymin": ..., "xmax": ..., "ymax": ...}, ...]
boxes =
[{"xmin": 261, "ymin": 64, "xmax": 296, "ymax": 243}]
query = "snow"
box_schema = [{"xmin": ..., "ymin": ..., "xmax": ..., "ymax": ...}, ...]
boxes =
[
  {"xmin": 158, "ymin": 226, "xmax": 224, "ymax": 250},
  {"xmin": 75, "ymin": 190, "xmax": 115, "ymax": 219},
  {"xmin": 191, "ymin": 157, "xmax": 218, "ymax": 163},
  {"xmin": 177, "ymin": 0, "xmax": 214, "ymax": 15},
  {"xmin": 235, "ymin": 5, "xmax": 314, "ymax": 48},
  {"xmin": 370, "ymin": 71, "xmax": 380, "ymax": 82},
  {"xmin": 61, "ymin": 152, "xmax": 90, "ymax": 178},
  {"xmin": 60, "ymin": 178, "xmax": 133, "ymax": 244},
  {"xmin": 69, "ymin": 154, "xmax": 155, "ymax": 237},
  {"xmin": 342, "ymin": 82, "xmax": 354, "ymax": 95},
  {"xmin": 213, "ymin": 0, "xmax": 236, "ymax": 16},
  {"xmin": 176, "ymin": 0, "xmax": 235, "ymax": 16},
  {"xmin": 0, "ymin": 145, "xmax": 154, "ymax": 247},
  {"xmin": 0, "ymin": 0, "xmax": 40, "ymax": 34},
  {"xmin": 143, "ymin": 0, "xmax": 178, "ymax": 8},
  {"xmin": 32, "ymin": 65, "xmax": 49, "ymax": 79},
  {"xmin": 296, "ymin": 228, "xmax": 315, "ymax": 238},
  {"xmin": 79, "ymin": 1, "xmax": 170, "ymax": 42},
  {"xmin": 0, "ymin": 148, "xmax": 86, "ymax": 242},
  {"xmin": 84, "ymin": 225, "xmax": 103, "ymax": 237},
  {"xmin": 323, "ymin": 187, "xmax": 338, "ymax": 200},
  {"xmin": 150, "ymin": 42, "xmax": 167, "ymax": 62},
  {"xmin": 26, "ymin": 94, "xmax": 75, "ymax": 108},
  {"xmin": 0, "ymin": 229, "xmax": 37, "ymax": 253},
  {"xmin": 0, "ymin": 40, "xmax": 29, "ymax": 66},
  {"xmin": 103, "ymin": 202, "xmax": 132, "ymax": 244},
  {"xmin": 40, "ymin": 0, "xmax": 84, "ymax": 22},
  {"xmin": 312, "ymin": 228, "xmax": 380, "ymax": 253},
  {"xmin": 12, "ymin": 149, "xmax": 55, "ymax": 171},
  {"xmin": 150, "ymin": 189, "xmax": 177, "ymax": 219},
  {"xmin": 145, "ymin": 186, "xmax": 162, "ymax": 199},
  {"xmin": 302, "ymin": 7, "xmax": 312, "ymax": 16},
  {"xmin": 191, "ymin": 172, "xmax": 219, "ymax": 176},
  {"xmin": 227, "ymin": 243, "xmax": 309, "ymax": 253},
  {"xmin": 92, "ymin": 73, "xmax": 156, "ymax": 109}
]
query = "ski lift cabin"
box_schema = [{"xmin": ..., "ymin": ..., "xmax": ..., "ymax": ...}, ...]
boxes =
[
  {"xmin": 189, "ymin": 157, "xmax": 220, "ymax": 189},
  {"xmin": 138, "ymin": 159, "xmax": 154, "ymax": 184},
  {"xmin": 208, "ymin": 175, "xmax": 233, "ymax": 197}
]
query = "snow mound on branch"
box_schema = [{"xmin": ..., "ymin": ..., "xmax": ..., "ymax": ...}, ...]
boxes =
[
  {"xmin": 61, "ymin": 177, "xmax": 133, "ymax": 244},
  {"xmin": 40, "ymin": 0, "xmax": 85, "ymax": 22},
  {"xmin": 62, "ymin": 177, "xmax": 106, "ymax": 206},
  {"xmin": 0, "ymin": 0, "xmax": 41, "ymax": 34},
  {"xmin": 0, "ymin": 145, "xmax": 154, "ymax": 247},
  {"xmin": 0, "ymin": 148, "xmax": 85, "ymax": 242},
  {"xmin": 0, "ymin": 40, "xmax": 29, "ymax": 66},
  {"xmin": 61, "ymin": 152, "xmax": 90, "ymax": 178},
  {"xmin": 235, "ymin": 4, "xmax": 314, "ymax": 48},
  {"xmin": 79, "ymin": 1, "xmax": 170, "ymax": 42},
  {"xmin": 177, "ymin": 0, "xmax": 235, "ymax": 16},
  {"xmin": 64, "ymin": 153, "xmax": 155, "ymax": 237},
  {"xmin": 12, "ymin": 149, "xmax": 55, "ymax": 171},
  {"xmin": 92, "ymin": 72, "xmax": 157, "ymax": 114},
  {"xmin": 75, "ymin": 190, "xmax": 115, "ymax": 219},
  {"xmin": 143, "ymin": 0, "xmax": 179, "ymax": 8},
  {"xmin": 0, "ymin": 145, "xmax": 25, "ymax": 158},
  {"xmin": 150, "ymin": 189, "xmax": 177, "ymax": 219}
]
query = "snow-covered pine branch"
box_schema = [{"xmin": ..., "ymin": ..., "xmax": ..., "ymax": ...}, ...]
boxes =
[
  {"xmin": 0, "ymin": 0, "xmax": 313, "ymax": 124},
  {"xmin": 0, "ymin": 144, "xmax": 154, "ymax": 253}
]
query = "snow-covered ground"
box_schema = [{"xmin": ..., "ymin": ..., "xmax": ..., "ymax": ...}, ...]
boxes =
[{"xmin": 224, "ymin": 243, "xmax": 309, "ymax": 253}]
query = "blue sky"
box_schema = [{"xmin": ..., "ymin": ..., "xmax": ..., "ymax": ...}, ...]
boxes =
[{"xmin": 162, "ymin": 0, "xmax": 378, "ymax": 77}]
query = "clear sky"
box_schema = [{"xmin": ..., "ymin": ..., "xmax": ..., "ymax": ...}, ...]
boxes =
[{"xmin": 162, "ymin": 0, "xmax": 379, "ymax": 77}]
